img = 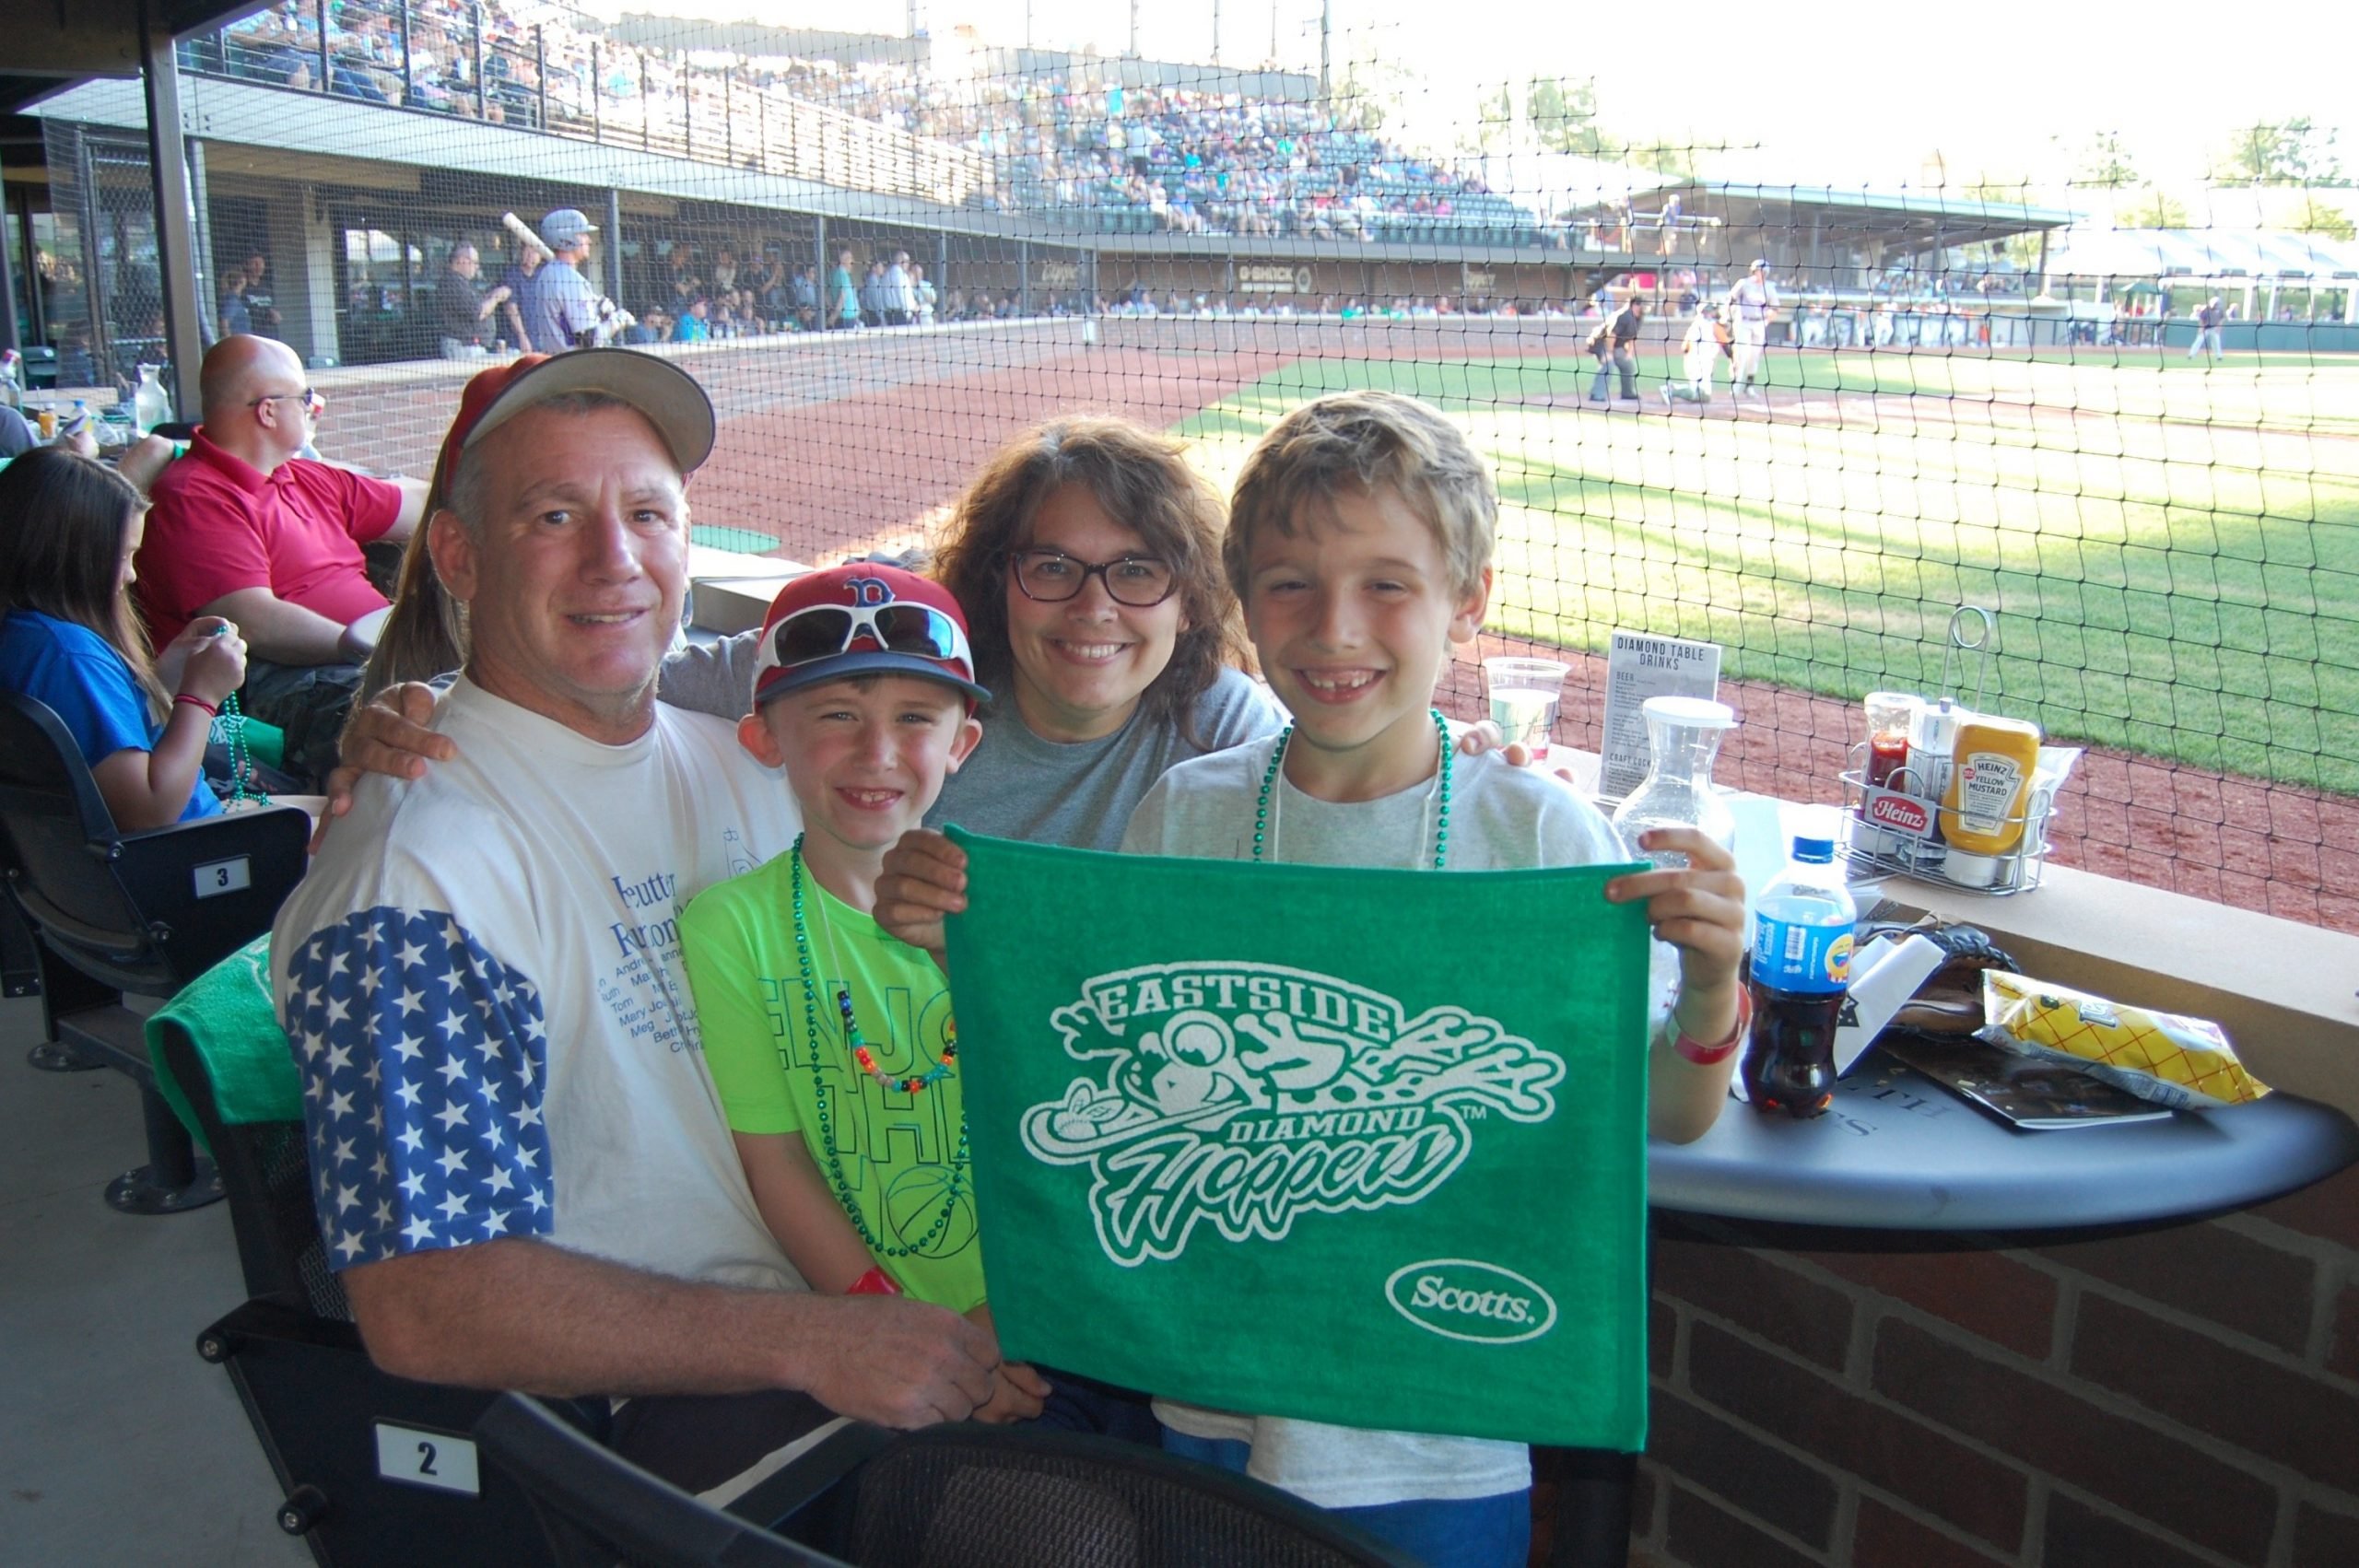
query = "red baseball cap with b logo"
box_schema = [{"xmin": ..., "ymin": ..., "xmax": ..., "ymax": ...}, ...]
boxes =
[{"xmin": 752, "ymin": 565, "xmax": 990, "ymax": 709}]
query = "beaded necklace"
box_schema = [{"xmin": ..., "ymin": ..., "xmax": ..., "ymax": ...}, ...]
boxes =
[
  {"xmin": 215, "ymin": 692, "xmax": 271, "ymax": 810},
  {"xmin": 1253, "ymin": 708, "xmax": 1452, "ymax": 871},
  {"xmin": 787, "ymin": 837, "xmax": 968, "ymax": 1260}
]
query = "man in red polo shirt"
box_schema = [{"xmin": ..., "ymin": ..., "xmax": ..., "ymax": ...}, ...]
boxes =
[{"xmin": 136, "ymin": 334, "xmax": 427, "ymax": 784}]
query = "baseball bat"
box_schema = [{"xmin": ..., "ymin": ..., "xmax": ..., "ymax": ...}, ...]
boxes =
[{"xmin": 500, "ymin": 211, "xmax": 552, "ymax": 256}]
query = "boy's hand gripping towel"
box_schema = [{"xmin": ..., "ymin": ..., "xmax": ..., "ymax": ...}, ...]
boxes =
[{"xmin": 943, "ymin": 828, "xmax": 1655, "ymax": 1450}]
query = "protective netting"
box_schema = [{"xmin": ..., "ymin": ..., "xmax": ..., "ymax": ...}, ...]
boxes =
[{"xmin": 29, "ymin": 2, "xmax": 2357, "ymax": 930}]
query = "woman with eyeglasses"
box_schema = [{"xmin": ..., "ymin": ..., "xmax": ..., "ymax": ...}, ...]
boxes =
[{"xmin": 910, "ymin": 415, "xmax": 1282, "ymax": 848}]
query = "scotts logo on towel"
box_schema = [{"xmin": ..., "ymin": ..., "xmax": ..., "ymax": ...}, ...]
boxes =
[
  {"xmin": 1385, "ymin": 1258, "xmax": 1560, "ymax": 1344},
  {"xmin": 1022, "ymin": 961, "xmax": 1565, "ymax": 1266}
]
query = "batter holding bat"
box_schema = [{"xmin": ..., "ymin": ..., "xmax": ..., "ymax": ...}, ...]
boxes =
[{"xmin": 514, "ymin": 207, "xmax": 635, "ymax": 353}]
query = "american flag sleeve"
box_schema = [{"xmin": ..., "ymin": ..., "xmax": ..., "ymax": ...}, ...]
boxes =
[{"xmin": 285, "ymin": 906, "xmax": 554, "ymax": 1269}]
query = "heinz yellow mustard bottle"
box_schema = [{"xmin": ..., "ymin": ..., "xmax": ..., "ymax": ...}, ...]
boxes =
[{"xmin": 1938, "ymin": 715, "xmax": 2043, "ymax": 888}]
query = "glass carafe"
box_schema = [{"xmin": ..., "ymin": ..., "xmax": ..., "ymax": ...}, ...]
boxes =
[
  {"xmin": 133, "ymin": 364, "xmax": 171, "ymax": 436},
  {"xmin": 1611, "ymin": 696, "xmax": 1738, "ymax": 870}
]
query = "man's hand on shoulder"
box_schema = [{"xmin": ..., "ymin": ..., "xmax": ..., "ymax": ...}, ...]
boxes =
[{"xmin": 313, "ymin": 681, "xmax": 453, "ymax": 851}]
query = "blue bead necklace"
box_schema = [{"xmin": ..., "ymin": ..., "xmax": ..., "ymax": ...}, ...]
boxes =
[
  {"xmin": 1252, "ymin": 708, "xmax": 1452, "ymax": 870},
  {"xmin": 788, "ymin": 837, "xmax": 968, "ymax": 1260}
]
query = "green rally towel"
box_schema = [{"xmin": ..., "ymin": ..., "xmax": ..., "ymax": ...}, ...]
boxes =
[
  {"xmin": 943, "ymin": 828, "xmax": 1656, "ymax": 1451},
  {"xmin": 146, "ymin": 933, "xmax": 299, "ymax": 1149}
]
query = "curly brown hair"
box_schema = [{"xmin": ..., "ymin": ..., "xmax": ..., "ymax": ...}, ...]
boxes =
[{"xmin": 932, "ymin": 415, "xmax": 1247, "ymax": 744}]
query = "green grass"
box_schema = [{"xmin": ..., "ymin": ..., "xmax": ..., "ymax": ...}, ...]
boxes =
[{"xmin": 1176, "ymin": 351, "xmax": 2359, "ymax": 795}]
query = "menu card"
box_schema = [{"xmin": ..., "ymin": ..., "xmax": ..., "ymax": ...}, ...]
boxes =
[
  {"xmin": 1598, "ymin": 630, "xmax": 1722, "ymax": 803},
  {"xmin": 1879, "ymin": 1038, "xmax": 2175, "ymax": 1130}
]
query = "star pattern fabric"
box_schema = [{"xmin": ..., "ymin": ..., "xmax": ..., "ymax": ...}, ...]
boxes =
[{"xmin": 285, "ymin": 905, "xmax": 554, "ymax": 1269}]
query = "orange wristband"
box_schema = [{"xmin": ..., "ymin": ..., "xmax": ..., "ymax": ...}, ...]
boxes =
[{"xmin": 1673, "ymin": 987, "xmax": 1753, "ymax": 1067}]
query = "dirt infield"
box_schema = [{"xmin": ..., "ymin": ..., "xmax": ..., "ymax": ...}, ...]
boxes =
[{"xmin": 690, "ymin": 341, "xmax": 1297, "ymax": 563}]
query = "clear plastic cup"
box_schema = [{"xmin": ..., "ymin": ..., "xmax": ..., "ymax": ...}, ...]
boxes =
[{"xmin": 1483, "ymin": 657, "xmax": 1570, "ymax": 759}]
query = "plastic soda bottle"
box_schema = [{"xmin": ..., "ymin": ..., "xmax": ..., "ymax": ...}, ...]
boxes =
[{"xmin": 1742, "ymin": 833, "xmax": 1857, "ymax": 1118}]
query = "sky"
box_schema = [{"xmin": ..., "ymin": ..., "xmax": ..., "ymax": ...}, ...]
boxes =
[{"xmin": 604, "ymin": 0, "xmax": 2355, "ymax": 201}]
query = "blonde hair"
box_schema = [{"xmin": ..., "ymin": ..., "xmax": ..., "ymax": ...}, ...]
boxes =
[{"xmin": 1223, "ymin": 390, "xmax": 1496, "ymax": 601}]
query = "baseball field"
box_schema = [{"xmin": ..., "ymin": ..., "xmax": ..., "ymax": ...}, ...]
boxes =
[{"xmin": 1172, "ymin": 345, "xmax": 2359, "ymax": 798}]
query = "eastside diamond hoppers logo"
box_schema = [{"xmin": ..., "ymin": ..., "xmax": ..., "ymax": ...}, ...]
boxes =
[{"xmin": 1021, "ymin": 962, "xmax": 1564, "ymax": 1266}]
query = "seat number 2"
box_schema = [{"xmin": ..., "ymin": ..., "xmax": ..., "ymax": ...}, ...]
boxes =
[{"xmin": 373, "ymin": 1421, "xmax": 480, "ymax": 1496}]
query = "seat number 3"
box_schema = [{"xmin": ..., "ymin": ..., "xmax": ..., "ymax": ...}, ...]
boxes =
[{"xmin": 193, "ymin": 855, "xmax": 252, "ymax": 899}]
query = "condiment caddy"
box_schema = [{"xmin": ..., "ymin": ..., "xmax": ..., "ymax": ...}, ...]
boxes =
[{"xmin": 1837, "ymin": 607, "xmax": 2079, "ymax": 895}]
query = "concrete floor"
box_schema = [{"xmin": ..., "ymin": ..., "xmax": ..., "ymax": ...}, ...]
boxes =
[{"xmin": 0, "ymin": 995, "xmax": 311, "ymax": 1568}]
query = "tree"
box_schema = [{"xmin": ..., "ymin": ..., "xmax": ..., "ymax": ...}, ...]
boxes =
[
  {"xmin": 1460, "ymin": 83, "xmax": 1515, "ymax": 154},
  {"xmin": 2280, "ymin": 194, "xmax": 2356, "ymax": 240},
  {"xmin": 2212, "ymin": 118, "xmax": 2345, "ymax": 186},
  {"xmin": 1526, "ymin": 76, "xmax": 1613, "ymax": 158},
  {"xmin": 1963, "ymin": 172, "xmax": 2035, "ymax": 206},
  {"xmin": 2116, "ymin": 188, "xmax": 2189, "ymax": 228},
  {"xmin": 1620, "ymin": 139, "xmax": 1700, "ymax": 181},
  {"xmin": 2070, "ymin": 131, "xmax": 2140, "ymax": 191}
]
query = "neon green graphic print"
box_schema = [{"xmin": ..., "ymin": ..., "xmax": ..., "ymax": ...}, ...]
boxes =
[{"xmin": 682, "ymin": 852, "xmax": 980, "ymax": 1312}]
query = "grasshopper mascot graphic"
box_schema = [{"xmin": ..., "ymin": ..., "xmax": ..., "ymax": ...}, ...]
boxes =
[{"xmin": 1023, "ymin": 962, "xmax": 1565, "ymax": 1266}]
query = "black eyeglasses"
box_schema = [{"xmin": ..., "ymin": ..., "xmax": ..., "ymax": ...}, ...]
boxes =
[
  {"xmin": 248, "ymin": 388, "xmax": 322, "ymax": 410},
  {"xmin": 1004, "ymin": 548, "xmax": 1178, "ymax": 607}
]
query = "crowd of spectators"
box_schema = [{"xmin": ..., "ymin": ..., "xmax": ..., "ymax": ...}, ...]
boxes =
[{"xmin": 201, "ymin": 3, "xmax": 1540, "ymax": 240}]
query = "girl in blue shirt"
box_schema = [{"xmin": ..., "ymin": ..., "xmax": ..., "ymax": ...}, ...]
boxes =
[{"xmin": 0, "ymin": 449, "xmax": 250, "ymax": 829}]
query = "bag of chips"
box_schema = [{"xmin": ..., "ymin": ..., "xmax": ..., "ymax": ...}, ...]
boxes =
[{"xmin": 1977, "ymin": 972, "xmax": 2268, "ymax": 1110}]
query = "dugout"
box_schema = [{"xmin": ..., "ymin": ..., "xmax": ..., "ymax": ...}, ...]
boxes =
[{"xmin": 2045, "ymin": 225, "xmax": 2359, "ymax": 342}]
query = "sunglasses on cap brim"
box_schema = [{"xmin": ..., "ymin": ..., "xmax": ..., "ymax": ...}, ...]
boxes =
[{"xmin": 767, "ymin": 601, "xmax": 971, "ymax": 672}]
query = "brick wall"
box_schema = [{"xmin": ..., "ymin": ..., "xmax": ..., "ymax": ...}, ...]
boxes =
[{"xmin": 1627, "ymin": 1161, "xmax": 2359, "ymax": 1566}]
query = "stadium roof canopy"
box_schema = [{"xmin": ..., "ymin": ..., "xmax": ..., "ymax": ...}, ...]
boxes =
[
  {"xmin": 0, "ymin": 0, "xmax": 266, "ymax": 114},
  {"xmin": 1625, "ymin": 180, "xmax": 2077, "ymax": 247},
  {"xmin": 2046, "ymin": 227, "xmax": 2359, "ymax": 280}
]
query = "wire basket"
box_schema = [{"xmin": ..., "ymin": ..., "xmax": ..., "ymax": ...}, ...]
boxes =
[{"xmin": 1838, "ymin": 749, "xmax": 2055, "ymax": 895}]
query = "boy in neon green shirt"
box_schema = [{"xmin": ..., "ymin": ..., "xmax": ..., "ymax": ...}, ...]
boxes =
[{"xmin": 680, "ymin": 563, "xmax": 1049, "ymax": 1421}]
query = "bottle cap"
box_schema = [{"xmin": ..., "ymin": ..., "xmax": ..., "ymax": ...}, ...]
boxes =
[
  {"xmin": 1942, "ymin": 848, "xmax": 2003, "ymax": 889},
  {"xmin": 1791, "ymin": 835, "xmax": 1837, "ymax": 863},
  {"xmin": 1640, "ymin": 696, "xmax": 1737, "ymax": 729}
]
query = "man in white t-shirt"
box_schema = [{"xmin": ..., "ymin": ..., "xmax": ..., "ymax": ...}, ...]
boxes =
[
  {"xmin": 1724, "ymin": 258, "xmax": 1779, "ymax": 401},
  {"xmin": 275, "ymin": 348, "xmax": 998, "ymax": 1492}
]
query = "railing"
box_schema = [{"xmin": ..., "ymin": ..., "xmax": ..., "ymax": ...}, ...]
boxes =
[{"xmin": 196, "ymin": 0, "xmax": 991, "ymax": 208}]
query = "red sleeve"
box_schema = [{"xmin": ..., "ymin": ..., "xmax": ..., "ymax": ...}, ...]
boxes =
[{"xmin": 333, "ymin": 469, "xmax": 405, "ymax": 545}]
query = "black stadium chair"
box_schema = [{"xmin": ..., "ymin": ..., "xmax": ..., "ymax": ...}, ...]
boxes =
[
  {"xmin": 475, "ymin": 1394, "xmax": 851, "ymax": 1568},
  {"xmin": 156, "ymin": 964, "xmax": 561, "ymax": 1568},
  {"xmin": 476, "ymin": 1394, "xmax": 1425, "ymax": 1568},
  {"xmin": 0, "ymin": 689, "xmax": 308, "ymax": 1211}
]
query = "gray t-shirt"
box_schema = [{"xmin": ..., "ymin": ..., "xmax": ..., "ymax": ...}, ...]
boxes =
[
  {"xmin": 1120, "ymin": 736, "xmax": 1635, "ymax": 1510},
  {"xmin": 934, "ymin": 666, "xmax": 1281, "ymax": 850},
  {"xmin": 658, "ymin": 634, "xmax": 1283, "ymax": 853}
]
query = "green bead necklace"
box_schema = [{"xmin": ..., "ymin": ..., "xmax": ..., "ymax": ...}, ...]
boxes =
[
  {"xmin": 1253, "ymin": 708, "xmax": 1453, "ymax": 870},
  {"xmin": 787, "ymin": 837, "xmax": 968, "ymax": 1260},
  {"xmin": 215, "ymin": 691, "xmax": 271, "ymax": 809}
]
